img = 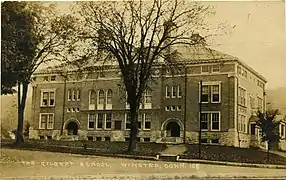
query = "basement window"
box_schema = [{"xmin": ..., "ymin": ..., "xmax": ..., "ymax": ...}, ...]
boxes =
[
  {"xmin": 211, "ymin": 139, "xmax": 219, "ymax": 144},
  {"xmin": 144, "ymin": 138, "xmax": 150, "ymax": 142},
  {"xmin": 201, "ymin": 138, "xmax": 207, "ymax": 144},
  {"xmin": 39, "ymin": 136, "xmax": 45, "ymax": 140},
  {"xmin": 96, "ymin": 137, "xmax": 102, "ymax": 141},
  {"xmin": 104, "ymin": 137, "xmax": 110, "ymax": 141},
  {"xmin": 87, "ymin": 136, "xmax": 93, "ymax": 141},
  {"xmin": 47, "ymin": 136, "xmax": 52, "ymax": 140}
]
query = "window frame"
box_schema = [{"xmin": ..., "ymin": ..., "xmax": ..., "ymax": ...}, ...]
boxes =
[
  {"xmin": 39, "ymin": 113, "xmax": 54, "ymax": 130},
  {"xmin": 40, "ymin": 89, "xmax": 56, "ymax": 107},
  {"xmin": 211, "ymin": 85, "xmax": 221, "ymax": 103},
  {"xmin": 165, "ymin": 85, "xmax": 170, "ymax": 98},
  {"xmin": 143, "ymin": 113, "xmax": 151, "ymax": 130},
  {"xmin": 212, "ymin": 64, "xmax": 220, "ymax": 73},
  {"xmin": 125, "ymin": 113, "xmax": 131, "ymax": 130},
  {"xmin": 76, "ymin": 90, "xmax": 80, "ymax": 101},
  {"xmin": 88, "ymin": 114, "xmax": 95, "ymax": 130},
  {"xmin": 171, "ymin": 86, "xmax": 177, "ymax": 98},
  {"xmin": 96, "ymin": 113, "xmax": 104, "ymax": 130},
  {"xmin": 177, "ymin": 86, "xmax": 182, "ymax": 98},
  {"xmin": 201, "ymin": 65, "xmax": 209, "ymax": 73},
  {"xmin": 200, "ymin": 112, "xmax": 209, "ymax": 131},
  {"xmin": 105, "ymin": 113, "xmax": 112, "ymax": 130},
  {"xmin": 211, "ymin": 112, "xmax": 220, "ymax": 131}
]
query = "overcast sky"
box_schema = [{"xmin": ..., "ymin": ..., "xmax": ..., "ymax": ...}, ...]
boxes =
[
  {"xmin": 55, "ymin": 0, "xmax": 285, "ymax": 90},
  {"xmin": 206, "ymin": 0, "xmax": 286, "ymax": 89}
]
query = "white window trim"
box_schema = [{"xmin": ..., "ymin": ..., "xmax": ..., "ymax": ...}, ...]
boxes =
[
  {"xmin": 280, "ymin": 123, "xmax": 286, "ymax": 139},
  {"xmin": 199, "ymin": 85, "xmax": 209, "ymax": 104},
  {"xmin": 40, "ymin": 89, "xmax": 56, "ymax": 107},
  {"xmin": 211, "ymin": 65, "xmax": 220, "ymax": 73},
  {"xmin": 143, "ymin": 113, "xmax": 151, "ymax": 130},
  {"xmin": 106, "ymin": 89, "xmax": 113, "ymax": 110},
  {"xmin": 201, "ymin": 65, "xmax": 209, "ymax": 74},
  {"xmin": 87, "ymin": 114, "xmax": 95, "ymax": 130},
  {"xmin": 177, "ymin": 106, "xmax": 181, "ymax": 111},
  {"xmin": 177, "ymin": 86, "xmax": 182, "ymax": 98},
  {"xmin": 105, "ymin": 114, "xmax": 112, "ymax": 130},
  {"xmin": 165, "ymin": 86, "xmax": 170, "ymax": 98},
  {"xmin": 200, "ymin": 112, "xmax": 209, "ymax": 131},
  {"xmin": 97, "ymin": 90, "xmax": 104, "ymax": 110},
  {"xmin": 171, "ymin": 86, "xmax": 176, "ymax": 98},
  {"xmin": 96, "ymin": 113, "xmax": 104, "ymax": 130},
  {"xmin": 165, "ymin": 106, "xmax": 170, "ymax": 111},
  {"xmin": 68, "ymin": 90, "xmax": 71, "ymax": 101},
  {"xmin": 211, "ymin": 84, "xmax": 221, "ymax": 103},
  {"xmin": 199, "ymin": 82, "xmax": 222, "ymax": 104},
  {"xmin": 76, "ymin": 90, "xmax": 80, "ymax": 101},
  {"xmin": 72, "ymin": 90, "xmax": 75, "ymax": 101},
  {"xmin": 39, "ymin": 113, "xmax": 54, "ymax": 130},
  {"xmin": 125, "ymin": 113, "xmax": 131, "ymax": 130},
  {"xmin": 238, "ymin": 86, "xmax": 247, "ymax": 107},
  {"xmin": 171, "ymin": 106, "xmax": 176, "ymax": 111},
  {"xmin": 210, "ymin": 111, "xmax": 221, "ymax": 131}
]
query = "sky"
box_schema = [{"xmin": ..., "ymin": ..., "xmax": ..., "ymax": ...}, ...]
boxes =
[{"xmin": 54, "ymin": 1, "xmax": 286, "ymax": 90}]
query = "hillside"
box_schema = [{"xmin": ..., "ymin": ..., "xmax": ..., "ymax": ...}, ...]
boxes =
[{"xmin": 266, "ymin": 87, "xmax": 286, "ymax": 115}]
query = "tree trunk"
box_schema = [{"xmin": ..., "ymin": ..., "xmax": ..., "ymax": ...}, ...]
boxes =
[
  {"xmin": 14, "ymin": 82, "xmax": 28, "ymax": 146},
  {"xmin": 127, "ymin": 105, "xmax": 139, "ymax": 153}
]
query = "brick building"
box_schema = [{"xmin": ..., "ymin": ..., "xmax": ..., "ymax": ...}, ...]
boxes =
[{"xmin": 29, "ymin": 46, "xmax": 270, "ymax": 148}]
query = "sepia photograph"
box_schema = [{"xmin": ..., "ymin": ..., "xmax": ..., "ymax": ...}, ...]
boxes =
[{"xmin": 1, "ymin": 0, "xmax": 286, "ymax": 179}]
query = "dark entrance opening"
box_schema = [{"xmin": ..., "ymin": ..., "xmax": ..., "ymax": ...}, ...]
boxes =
[
  {"xmin": 166, "ymin": 122, "xmax": 180, "ymax": 137},
  {"xmin": 67, "ymin": 121, "xmax": 78, "ymax": 135}
]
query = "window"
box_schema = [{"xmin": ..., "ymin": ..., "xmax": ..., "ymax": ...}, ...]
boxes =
[
  {"xmin": 68, "ymin": 90, "xmax": 72, "ymax": 101},
  {"xmin": 238, "ymin": 114, "xmax": 247, "ymax": 133},
  {"xmin": 67, "ymin": 108, "xmax": 71, "ymax": 112},
  {"xmin": 106, "ymin": 89, "xmax": 112, "ymax": 104},
  {"xmin": 201, "ymin": 86, "xmax": 209, "ymax": 103},
  {"xmin": 105, "ymin": 137, "xmax": 111, "ymax": 141},
  {"xmin": 98, "ymin": 90, "xmax": 105, "ymax": 104},
  {"xmin": 72, "ymin": 108, "xmax": 75, "ymax": 112},
  {"xmin": 39, "ymin": 136, "xmax": 45, "ymax": 140},
  {"xmin": 145, "ymin": 89, "xmax": 152, "ymax": 104},
  {"xmin": 125, "ymin": 113, "xmax": 131, "ymax": 130},
  {"xmin": 43, "ymin": 76, "xmax": 49, "ymax": 81},
  {"xmin": 200, "ymin": 113, "xmax": 208, "ymax": 130},
  {"xmin": 177, "ymin": 86, "xmax": 182, "ymax": 98},
  {"xmin": 238, "ymin": 87, "xmax": 246, "ymax": 106},
  {"xmin": 125, "ymin": 137, "xmax": 130, "ymax": 142},
  {"xmin": 47, "ymin": 136, "xmax": 52, "ymax": 140},
  {"xmin": 172, "ymin": 86, "xmax": 177, "ymax": 98},
  {"xmin": 76, "ymin": 108, "xmax": 80, "ymax": 112},
  {"xmin": 280, "ymin": 124, "xmax": 285, "ymax": 138},
  {"xmin": 257, "ymin": 97, "xmax": 263, "ymax": 111},
  {"xmin": 41, "ymin": 91, "xmax": 55, "ymax": 106},
  {"xmin": 77, "ymin": 90, "xmax": 80, "ymax": 101},
  {"xmin": 88, "ymin": 114, "xmax": 95, "ymax": 129},
  {"xmin": 211, "ymin": 113, "xmax": 220, "ymax": 131},
  {"xmin": 144, "ymin": 113, "xmax": 151, "ymax": 130},
  {"xmin": 166, "ymin": 86, "xmax": 170, "ymax": 98},
  {"xmin": 210, "ymin": 139, "xmax": 219, "ymax": 144},
  {"xmin": 237, "ymin": 66, "xmax": 242, "ymax": 75},
  {"xmin": 144, "ymin": 138, "xmax": 150, "ymax": 142},
  {"xmin": 201, "ymin": 66, "xmax": 209, "ymax": 73},
  {"xmin": 165, "ymin": 106, "xmax": 170, "ymax": 111},
  {"xmin": 89, "ymin": 91, "xmax": 96, "ymax": 110},
  {"xmin": 39, "ymin": 114, "xmax": 54, "ymax": 129},
  {"xmin": 212, "ymin": 65, "xmax": 220, "ymax": 73},
  {"xmin": 87, "ymin": 136, "xmax": 93, "ymax": 141},
  {"xmin": 177, "ymin": 106, "xmax": 181, "ymax": 111},
  {"xmin": 114, "ymin": 120, "xmax": 122, "ymax": 130},
  {"xmin": 138, "ymin": 114, "xmax": 142, "ymax": 130},
  {"xmin": 96, "ymin": 137, "xmax": 102, "ymax": 141},
  {"xmin": 50, "ymin": 76, "xmax": 56, "ymax": 81},
  {"xmin": 211, "ymin": 85, "xmax": 220, "ymax": 103},
  {"xmin": 171, "ymin": 106, "xmax": 176, "ymax": 111},
  {"xmin": 72, "ymin": 90, "xmax": 76, "ymax": 101},
  {"xmin": 250, "ymin": 96, "xmax": 255, "ymax": 109},
  {"xmin": 105, "ymin": 113, "xmax": 112, "ymax": 129},
  {"xmin": 97, "ymin": 113, "xmax": 103, "ymax": 129}
]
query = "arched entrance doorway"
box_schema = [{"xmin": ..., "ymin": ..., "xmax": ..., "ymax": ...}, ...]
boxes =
[
  {"xmin": 166, "ymin": 121, "xmax": 180, "ymax": 137},
  {"xmin": 66, "ymin": 121, "xmax": 78, "ymax": 135}
]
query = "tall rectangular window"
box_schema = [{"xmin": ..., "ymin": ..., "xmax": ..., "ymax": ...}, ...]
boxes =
[
  {"xmin": 114, "ymin": 120, "xmax": 122, "ymax": 130},
  {"xmin": 97, "ymin": 113, "xmax": 103, "ymax": 129},
  {"xmin": 41, "ymin": 91, "xmax": 55, "ymax": 106},
  {"xmin": 68, "ymin": 90, "xmax": 72, "ymax": 101},
  {"xmin": 201, "ymin": 66, "xmax": 209, "ymax": 73},
  {"xmin": 238, "ymin": 87, "xmax": 246, "ymax": 106},
  {"xmin": 166, "ymin": 86, "xmax": 170, "ymax": 98},
  {"xmin": 144, "ymin": 113, "xmax": 151, "ymax": 130},
  {"xmin": 145, "ymin": 90, "xmax": 152, "ymax": 104},
  {"xmin": 98, "ymin": 90, "xmax": 105, "ymax": 104},
  {"xmin": 125, "ymin": 113, "xmax": 131, "ymax": 130},
  {"xmin": 257, "ymin": 97, "xmax": 263, "ymax": 111},
  {"xmin": 211, "ymin": 113, "xmax": 220, "ymax": 131},
  {"xmin": 39, "ymin": 114, "xmax": 54, "ymax": 129},
  {"xmin": 172, "ymin": 86, "xmax": 177, "ymax": 98},
  {"xmin": 201, "ymin": 113, "xmax": 208, "ymax": 130},
  {"xmin": 88, "ymin": 114, "xmax": 95, "ymax": 129},
  {"xmin": 77, "ymin": 90, "xmax": 80, "ymax": 101},
  {"xmin": 201, "ymin": 86, "xmax": 209, "ymax": 102},
  {"xmin": 105, "ymin": 113, "xmax": 112, "ymax": 129},
  {"xmin": 211, "ymin": 85, "xmax": 220, "ymax": 103},
  {"xmin": 177, "ymin": 86, "xmax": 182, "ymax": 98},
  {"xmin": 72, "ymin": 90, "xmax": 76, "ymax": 101}
]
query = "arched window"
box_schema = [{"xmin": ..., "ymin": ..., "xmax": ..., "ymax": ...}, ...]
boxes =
[
  {"xmin": 98, "ymin": 90, "xmax": 105, "ymax": 104},
  {"xmin": 106, "ymin": 90, "xmax": 112, "ymax": 104},
  {"xmin": 89, "ymin": 90, "xmax": 96, "ymax": 110}
]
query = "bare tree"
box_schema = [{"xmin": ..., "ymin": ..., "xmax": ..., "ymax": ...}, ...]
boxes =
[{"xmin": 75, "ymin": 0, "xmax": 216, "ymax": 152}]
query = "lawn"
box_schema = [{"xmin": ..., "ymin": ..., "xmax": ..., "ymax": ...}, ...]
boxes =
[
  {"xmin": 2, "ymin": 139, "xmax": 286, "ymax": 165},
  {"xmin": 180, "ymin": 144, "xmax": 286, "ymax": 165}
]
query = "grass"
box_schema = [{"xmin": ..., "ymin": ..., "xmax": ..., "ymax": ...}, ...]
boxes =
[
  {"xmin": 2, "ymin": 139, "xmax": 286, "ymax": 165},
  {"xmin": 181, "ymin": 144, "xmax": 286, "ymax": 165}
]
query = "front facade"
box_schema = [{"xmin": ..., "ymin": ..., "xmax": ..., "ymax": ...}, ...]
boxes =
[{"xmin": 29, "ymin": 48, "xmax": 270, "ymax": 148}]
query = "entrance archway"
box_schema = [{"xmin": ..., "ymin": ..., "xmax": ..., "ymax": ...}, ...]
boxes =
[
  {"xmin": 166, "ymin": 121, "xmax": 180, "ymax": 137},
  {"xmin": 66, "ymin": 121, "xmax": 78, "ymax": 135}
]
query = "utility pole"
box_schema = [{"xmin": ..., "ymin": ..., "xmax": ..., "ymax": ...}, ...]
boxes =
[
  {"xmin": 183, "ymin": 66, "xmax": 187, "ymax": 144},
  {"xmin": 198, "ymin": 80, "xmax": 202, "ymax": 159}
]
